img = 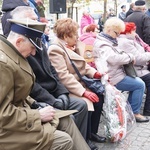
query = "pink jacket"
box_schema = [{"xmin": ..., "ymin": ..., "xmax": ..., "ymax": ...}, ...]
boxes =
[
  {"xmin": 79, "ymin": 32, "xmax": 96, "ymax": 45},
  {"xmin": 79, "ymin": 32, "xmax": 97, "ymax": 69}
]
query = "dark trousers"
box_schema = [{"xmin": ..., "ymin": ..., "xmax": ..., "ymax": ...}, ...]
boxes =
[
  {"xmin": 141, "ymin": 73, "xmax": 150, "ymax": 113},
  {"xmin": 91, "ymin": 95, "xmax": 104, "ymax": 134},
  {"xmin": 87, "ymin": 95, "xmax": 104, "ymax": 139},
  {"xmin": 69, "ymin": 96, "xmax": 88, "ymax": 140}
]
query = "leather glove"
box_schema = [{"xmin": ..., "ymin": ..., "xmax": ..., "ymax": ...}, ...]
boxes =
[
  {"xmin": 31, "ymin": 101, "xmax": 41, "ymax": 109},
  {"xmin": 53, "ymin": 98, "xmax": 64, "ymax": 110},
  {"xmin": 57, "ymin": 94, "xmax": 70, "ymax": 110},
  {"xmin": 94, "ymin": 72, "xmax": 102, "ymax": 79},
  {"xmin": 31, "ymin": 101, "xmax": 49, "ymax": 110},
  {"xmin": 83, "ymin": 91, "xmax": 99, "ymax": 103}
]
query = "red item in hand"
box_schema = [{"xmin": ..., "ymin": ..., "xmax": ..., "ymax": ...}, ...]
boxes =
[
  {"xmin": 94, "ymin": 72, "xmax": 101, "ymax": 79},
  {"xmin": 83, "ymin": 91, "xmax": 99, "ymax": 102}
]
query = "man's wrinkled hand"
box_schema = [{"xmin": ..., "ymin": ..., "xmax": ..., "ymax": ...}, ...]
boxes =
[{"xmin": 39, "ymin": 106, "xmax": 55, "ymax": 123}]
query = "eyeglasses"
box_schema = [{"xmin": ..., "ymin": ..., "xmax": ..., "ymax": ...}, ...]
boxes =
[{"xmin": 114, "ymin": 31, "xmax": 120, "ymax": 36}]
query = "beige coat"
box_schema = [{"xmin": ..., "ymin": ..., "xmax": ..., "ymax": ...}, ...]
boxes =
[
  {"xmin": 48, "ymin": 39, "xmax": 97, "ymax": 111},
  {"xmin": 0, "ymin": 35, "xmax": 72, "ymax": 150}
]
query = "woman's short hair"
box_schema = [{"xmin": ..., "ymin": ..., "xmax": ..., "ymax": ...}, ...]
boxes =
[
  {"xmin": 85, "ymin": 24, "xmax": 97, "ymax": 32},
  {"xmin": 121, "ymin": 22, "xmax": 136, "ymax": 34},
  {"xmin": 53, "ymin": 18, "xmax": 79, "ymax": 39},
  {"xmin": 103, "ymin": 17, "xmax": 125, "ymax": 33}
]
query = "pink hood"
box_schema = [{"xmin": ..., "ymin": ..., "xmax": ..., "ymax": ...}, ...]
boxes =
[{"xmin": 79, "ymin": 32, "xmax": 96, "ymax": 45}]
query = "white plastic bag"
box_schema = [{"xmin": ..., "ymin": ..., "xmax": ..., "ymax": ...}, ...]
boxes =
[
  {"xmin": 103, "ymin": 82, "xmax": 136, "ymax": 142},
  {"xmin": 94, "ymin": 49, "xmax": 136, "ymax": 142}
]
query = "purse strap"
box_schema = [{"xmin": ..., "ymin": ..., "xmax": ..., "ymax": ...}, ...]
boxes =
[{"xmin": 52, "ymin": 43, "xmax": 83, "ymax": 80}]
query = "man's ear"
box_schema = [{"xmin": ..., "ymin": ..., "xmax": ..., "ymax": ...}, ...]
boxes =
[{"xmin": 16, "ymin": 37, "xmax": 24, "ymax": 48}]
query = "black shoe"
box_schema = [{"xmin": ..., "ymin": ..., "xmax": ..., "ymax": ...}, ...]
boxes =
[
  {"xmin": 135, "ymin": 116, "xmax": 149, "ymax": 123},
  {"xmin": 87, "ymin": 140, "xmax": 99, "ymax": 150},
  {"xmin": 90, "ymin": 133, "xmax": 106, "ymax": 143}
]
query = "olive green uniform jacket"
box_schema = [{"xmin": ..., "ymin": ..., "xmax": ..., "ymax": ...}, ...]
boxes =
[{"xmin": 0, "ymin": 35, "xmax": 57, "ymax": 150}]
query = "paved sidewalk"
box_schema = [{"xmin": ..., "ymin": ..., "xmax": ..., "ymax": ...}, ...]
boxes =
[{"xmin": 96, "ymin": 97, "xmax": 150, "ymax": 150}]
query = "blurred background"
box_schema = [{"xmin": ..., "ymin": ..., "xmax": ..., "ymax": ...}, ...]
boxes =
[{"xmin": 0, "ymin": 0, "xmax": 150, "ymax": 34}]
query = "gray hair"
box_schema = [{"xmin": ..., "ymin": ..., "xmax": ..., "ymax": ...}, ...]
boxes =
[
  {"xmin": 10, "ymin": 6, "xmax": 37, "ymax": 19},
  {"xmin": 7, "ymin": 31, "xmax": 28, "ymax": 43},
  {"xmin": 134, "ymin": 5, "xmax": 146, "ymax": 12}
]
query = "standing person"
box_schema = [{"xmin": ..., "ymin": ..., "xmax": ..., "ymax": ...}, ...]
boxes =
[
  {"xmin": 145, "ymin": 7, "xmax": 150, "ymax": 17},
  {"xmin": 107, "ymin": 8, "xmax": 116, "ymax": 19},
  {"xmin": 9, "ymin": 6, "xmax": 89, "ymax": 143},
  {"xmin": 1, "ymin": 0, "xmax": 29, "ymax": 36},
  {"xmin": 41, "ymin": 22, "xmax": 51, "ymax": 49},
  {"xmin": 80, "ymin": 10, "xmax": 96, "ymax": 34},
  {"xmin": 0, "ymin": 18, "xmax": 90, "ymax": 150},
  {"xmin": 118, "ymin": 5, "xmax": 126, "ymax": 21},
  {"xmin": 93, "ymin": 17, "xmax": 149, "ymax": 123},
  {"xmin": 98, "ymin": 14, "xmax": 104, "ymax": 32},
  {"xmin": 29, "ymin": 0, "xmax": 46, "ymax": 22},
  {"xmin": 125, "ymin": 0, "xmax": 150, "ymax": 45},
  {"xmin": 28, "ymin": 0, "xmax": 42, "ymax": 17},
  {"xmin": 118, "ymin": 22, "xmax": 150, "ymax": 116},
  {"xmin": 126, "ymin": 2, "xmax": 135, "ymax": 17},
  {"xmin": 48, "ymin": 18, "xmax": 106, "ymax": 150}
]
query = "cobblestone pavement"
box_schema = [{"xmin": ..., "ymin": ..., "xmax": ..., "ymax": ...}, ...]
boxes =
[{"xmin": 96, "ymin": 96, "xmax": 150, "ymax": 150}]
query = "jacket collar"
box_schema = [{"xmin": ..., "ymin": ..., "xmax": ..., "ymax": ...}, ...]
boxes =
[
  {"xmin": 0, "ymin": 35, "xmax": 34, "ymax": 76},
  {"xmin": 54, "ymin": 38, "xmax": 85, "ymax": 61}
]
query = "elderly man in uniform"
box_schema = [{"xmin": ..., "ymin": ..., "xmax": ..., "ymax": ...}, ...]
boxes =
[{"xmin": 0, "ymin": 18, "xmax": 90, "ymax": 150}]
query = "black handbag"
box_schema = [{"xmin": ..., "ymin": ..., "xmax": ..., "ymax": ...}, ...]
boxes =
[
  {"xmin": 112, "ymin": 46, "xmax": 137, "ymax": 78},
  {"xmin": 56, "ymin": 43, "xmax": 105, "ymax": 96},
  {"xmin": 123, "ymin": 62, "xmax": 137, "ymax": 78},
  {"xmin": 81, "ymin": 75, "xmax": 105, "ymax": 96}
]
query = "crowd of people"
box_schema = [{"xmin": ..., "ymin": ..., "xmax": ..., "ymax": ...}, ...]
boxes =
[{"xmin": 0, "ymin": 0, "xmax": 150, "ymax": 150}]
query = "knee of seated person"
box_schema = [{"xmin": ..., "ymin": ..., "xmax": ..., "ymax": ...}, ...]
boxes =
[
  {"xmin": 136, "ymin": 77, "xmax": 146, "ymax": 89},
  {"xmin": 59, "ymin": 116, "xmax": 74, "ymax": 125},
  {"xmin": 53, "ymin": 132, "xmax": 73, "ymax": 150},
  {"xmin": 62, "ymin": 133, "xmax": 73, "ymax": 150},
  {"xmin": 70, "ymin": 114, "xmax": 75, "ymax": 121},
  {"xmin": 80, "ymin": 100, "xmax": 88, "ymax": 109}
]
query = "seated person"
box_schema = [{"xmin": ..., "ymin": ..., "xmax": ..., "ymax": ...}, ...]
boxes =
[
  {"xmin": 118, "ymin": 22, "xmax": 150, "ymax": 116},
  {"xmin": 48, "ymin": 18, "xmax": 106, "ymax": 150},
  {"xmin": 93, "ymin": 17, "xmax": 149, "ymax": 123},
  {"xmin": 79, "ymin": 24, "xmax": 97, "ymax": 45},
  {"xmin": 79, "ymin": 24, "xmax": 98, "ymax": 68},
  {"xmin": 0, "ymin": 18, "xmax": 90, "ymax": 150}
]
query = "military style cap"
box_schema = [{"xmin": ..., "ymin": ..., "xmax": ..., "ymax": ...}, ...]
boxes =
[
  {"xmin": 8, "ymin": 18, "xmax": 46, "ymax": 50},
  {"xmin": 135, "ymin": 0, "xmax": 145, "ymax": 6}
]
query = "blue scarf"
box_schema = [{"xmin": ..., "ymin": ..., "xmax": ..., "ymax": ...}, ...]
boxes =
[{"xmin": 100, "ymin": 32, "xmax": 118, "ymax": 46}]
